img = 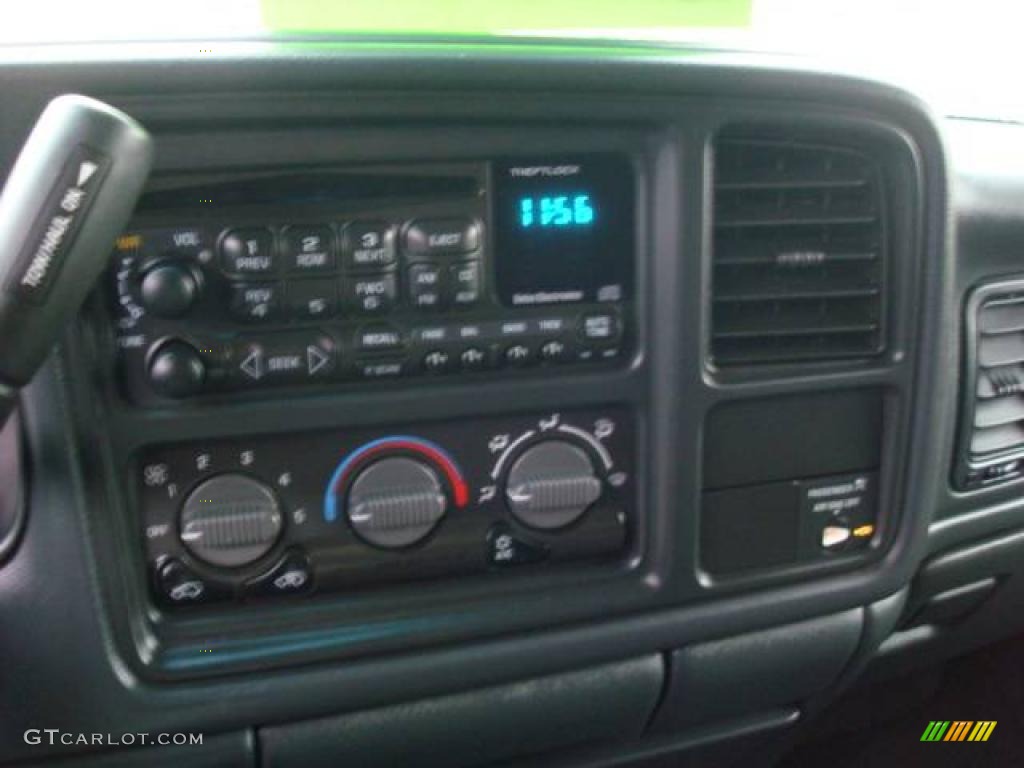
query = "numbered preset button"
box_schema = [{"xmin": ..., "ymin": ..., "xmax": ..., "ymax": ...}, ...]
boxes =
[
  {"xmin": 343, "ymin": 273, "xmax": 397, "ymax": 315},
  {"xmin": 283, "ymin": 225, "xmax": 336, "ymax": 273},
  {"xmin": 342, "ymin": 221, "xmax": 397, "ymax": 271},
  {"xmin": 220, "ymin": 228, "xmax": 276, "ymax": 276}
]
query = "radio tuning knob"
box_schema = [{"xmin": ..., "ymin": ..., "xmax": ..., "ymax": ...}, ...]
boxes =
[
  {"xmin": 139, "ymin": 261, "xmax": 201, "ymax": 318},
  {"xmin": 147, "ymin": 339, "xmax": 205, "ymax": 398},
  {"xmin": 346, "ymin": 457, "xmax": 448, "ymax": 549},
  {"xmin": 505, "ymin": 440, "xmax": 602, "ymax": 530}
]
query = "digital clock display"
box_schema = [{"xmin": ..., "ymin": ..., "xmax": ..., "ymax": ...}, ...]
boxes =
[
  {"xmin": 494, "ymin": 155, "xmax": 633, "ymax": 307},
  {"xmin": 518, "ymin": 195, "xmax": 595, "ymax": 228}
]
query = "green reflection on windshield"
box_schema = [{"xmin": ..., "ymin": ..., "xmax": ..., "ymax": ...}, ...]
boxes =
[{"xmin": 261, "ymin": 0, "xmax": 753, "ymax": 36}]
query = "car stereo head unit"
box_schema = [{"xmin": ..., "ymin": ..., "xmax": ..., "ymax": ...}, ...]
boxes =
[{"xmin": 107, "ymin": 154, "xmax": 636, "ymax": 404}]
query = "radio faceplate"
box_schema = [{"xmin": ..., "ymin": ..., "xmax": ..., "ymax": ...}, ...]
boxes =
[
  {"xmin": 138, "ymin": 407, "xmax": 635, "ymax": 608},
  {"xmin": 108, "ymin": 157, "xmax": 635, "ymax": 405}
]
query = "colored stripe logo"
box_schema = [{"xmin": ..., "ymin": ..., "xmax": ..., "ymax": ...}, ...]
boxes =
[{"xmin": 921, "ymin": 721, "xmax": 996, "ymax": 742}]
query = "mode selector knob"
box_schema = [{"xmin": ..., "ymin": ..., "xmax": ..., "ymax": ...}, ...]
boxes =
[
  {"xmin": 347, "ymin": 457, "xmax": 447, "ymax": 549},
  {"xmin": 180, "ymin": 474, "xmax": 283, "ymax": 568},
  {"xmin": 506, "ymin": 440, "xmax": 602, "ymax": 530}
]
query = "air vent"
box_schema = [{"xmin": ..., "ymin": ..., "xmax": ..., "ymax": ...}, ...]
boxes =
[
  {"xmin": 957, "ymin": 283, "xmax": 1024, "ymax": 489},
  {"xmin": 711, "ymin": 134, "xmax": 887, "ymax": 365}
]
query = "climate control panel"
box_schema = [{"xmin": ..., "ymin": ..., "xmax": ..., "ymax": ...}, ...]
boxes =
[{"xmin": 138, "ymin": 407, "xmax": 634, "ymax": 607}]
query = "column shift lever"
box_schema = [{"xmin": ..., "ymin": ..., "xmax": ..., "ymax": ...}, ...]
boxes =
[{"xmin": 0, "ymin": 95, "xmax": 152, "ymax": 426}]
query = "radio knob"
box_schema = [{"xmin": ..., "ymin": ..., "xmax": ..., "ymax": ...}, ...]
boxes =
[
  {"xmin": 139, "ymin": 261, "xmax": 201, "ymax": 318},
  {"xmin": 346, "ymin": 457, "xmax": 447, "ymax": 549},
  {"xmin": 180, "ymin": 474, "xmax": 283, "ymax": 568},
  {"xmin": 505, "ymin": 440, "xmax": 602, "ymax": 530},
  {"xmin": 147, "ymin": 339, "xmax": 205, "ymax": 398}
]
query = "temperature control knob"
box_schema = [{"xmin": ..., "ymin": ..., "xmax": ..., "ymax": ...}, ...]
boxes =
[
  {"xmin": 139, "ymin": 261, "xmax": 201, "ymax": 318},
  {"xmin": 505, "ymin": 440, "xmax": 602, "ymax": 530},
  {"xmin": 180, "ymin": 474, "xmax": 283, "ymax": 568},
  {"xmin": 347, "ymin": 457, "xmax": 447, "ymax": 548}
]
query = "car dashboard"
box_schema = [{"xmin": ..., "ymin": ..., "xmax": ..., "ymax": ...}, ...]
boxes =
[{"xmin": 0, "ymin": 37, "xmax": 1021, "ymax": 768}]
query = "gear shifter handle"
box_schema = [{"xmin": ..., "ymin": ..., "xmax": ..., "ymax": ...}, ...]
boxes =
[{"xmin": 0, "ymin": 95, "xmax": 152, "ymax": 425}]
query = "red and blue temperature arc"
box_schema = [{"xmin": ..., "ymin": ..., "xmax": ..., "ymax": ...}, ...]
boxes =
[{"xmin": 323, "ymin": 436, "xmax": 469, "ymax": 522}]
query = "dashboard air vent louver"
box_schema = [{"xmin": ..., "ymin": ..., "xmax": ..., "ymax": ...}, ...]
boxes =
[
  {"xmin": 711, "ymin": 135, "xmax": 887, "ymax": 365},
  {"xmin": 960, "ymin": 288, "xmax": 1024, "ymax": 488}
]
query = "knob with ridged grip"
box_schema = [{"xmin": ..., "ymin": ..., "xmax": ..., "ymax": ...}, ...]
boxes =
[
  {"xmin": 179, "ymin": 474, "xmax": 282, "ymax": 568},
  {"xmin": 346, "ymin": 457, "xmax": 447, "ymax": 549},
  {"xmin": 505, "ymin": 440, "xmax": 602, "ymax": 530}
]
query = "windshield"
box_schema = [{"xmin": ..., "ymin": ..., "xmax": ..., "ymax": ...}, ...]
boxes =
[{"xmin": 3, "ymin": 0, "xmax": 1021, "ymax": 122}]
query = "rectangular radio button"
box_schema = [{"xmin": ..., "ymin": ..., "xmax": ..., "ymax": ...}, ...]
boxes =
[
  {"xmin": 284, "ymin": 226, "xmax": 335, "ymax": 273},
  {"xmin": 230, "ymin": 283, "xmax": 280, "ymax": 323},
  {"xmin": 579, "ymin": 311, "xmax": 621, "ymax": 343},
  {"xmin": 450, "ymin": 260, "xmax": 481, "ymax": 306},
  {"xmin": 356, "ymin": 324, "xmax": 405, "ymax": 352},
  {"xmin": 342, "ymin": 221, "xmax": 397, "ymax": 271},
  {"xmin": 404, "ymin": 218, "xmax": 480, "ymax": 256},
  {"xmin": 234, "ymin": 333, "xmax": 337, "ymax": 385},
  {"xmin": 408, "ymin": 263, "xmax": 445, "ymax": 310},
  {"xmin": 344, "ymin": 273, "xmax": 397, "ymax": 315},
  {"xmin": 220, "ymin": 228, "xmax": 276, "ymax": 276},
  {"xmin": 287, "ymin": 279, "xmax": 337, "ymax": 320}
]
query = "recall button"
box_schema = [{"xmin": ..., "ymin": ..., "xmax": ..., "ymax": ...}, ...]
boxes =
[{"xmin": 356, "ymin": 324, "xmax": 405, "ymax": 352}]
